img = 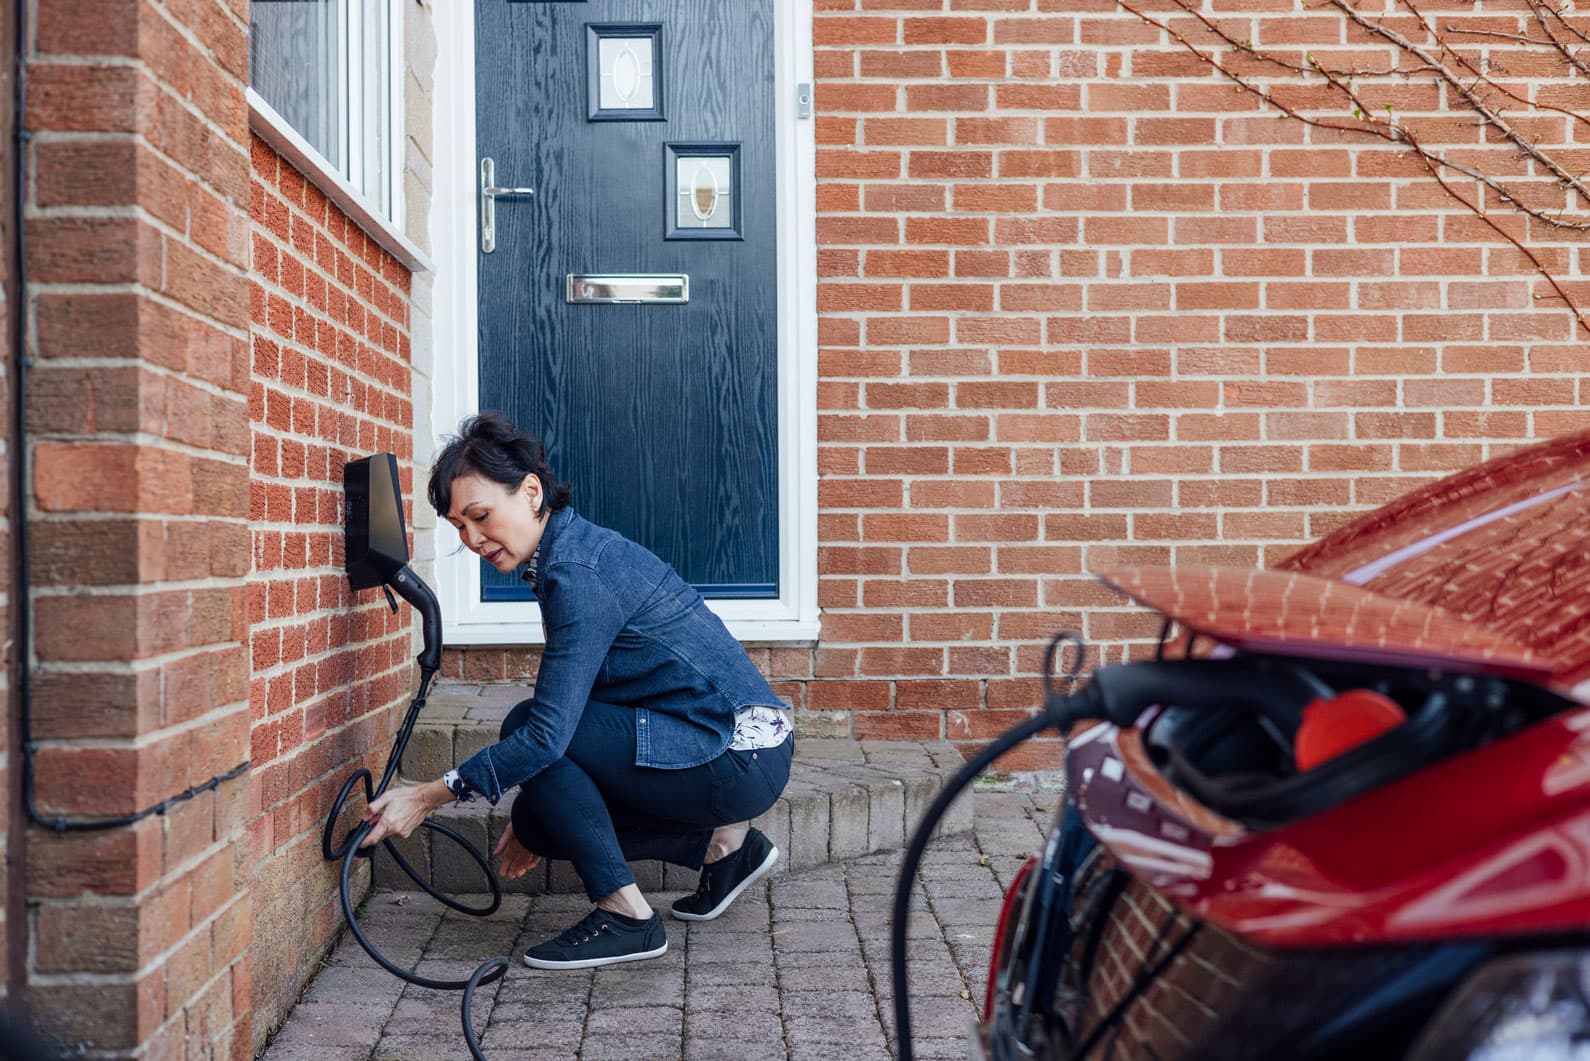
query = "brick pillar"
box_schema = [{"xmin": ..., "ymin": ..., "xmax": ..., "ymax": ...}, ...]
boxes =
[{"xmin": 22, "ymin": 1, "xmax": 255, "ymax": 1055}]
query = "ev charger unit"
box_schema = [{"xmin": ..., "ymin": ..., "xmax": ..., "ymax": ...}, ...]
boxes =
[{"xmin": 342, "ymin": 452, "xmax": 441, "ymax": 672}]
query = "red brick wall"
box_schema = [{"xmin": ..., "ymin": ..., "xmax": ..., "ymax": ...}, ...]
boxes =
[
  {"xmin": 23, "ymin": 0, "xmax": 255, "ymax": 1053},
  {"xmin": 798, "ymin": 0, "xmax": 1588, "ymax": 768},
  {"xmin": 452, "ymin": 2, "xmax": 1590, "ymax": 771},
  {"xmin": 246, "ymin": 135, "xmax": 417, "ymax": 1046}
]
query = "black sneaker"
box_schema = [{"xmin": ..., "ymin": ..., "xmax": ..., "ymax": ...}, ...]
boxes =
[
  {"xmin": 671, "ymin": 828, "xmax": 779, "ymax": 921},
  {"xmin": 523, "ymin": 908, "xmax": 667, "ymax": 970}
]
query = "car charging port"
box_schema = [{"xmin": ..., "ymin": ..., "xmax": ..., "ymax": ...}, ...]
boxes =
[
  {"xmin": 1294, "ymin": 688, "xmax": 1408, "ymax": 771},
  {"xmin": 1129, "ymin": 653, "xmax": 1574, "ymax": 829}
]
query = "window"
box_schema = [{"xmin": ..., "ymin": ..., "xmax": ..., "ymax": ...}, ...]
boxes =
[{"xmin": 250, "ymin": 0, "xmax": 398, "ymax": 221}]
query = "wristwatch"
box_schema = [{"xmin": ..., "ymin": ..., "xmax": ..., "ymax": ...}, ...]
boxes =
[{"xmin": 442, "ymin": 769, "xmax": 476, "ymax": 803}]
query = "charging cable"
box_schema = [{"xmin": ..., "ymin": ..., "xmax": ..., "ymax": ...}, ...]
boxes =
[
  {"xmin": 890, "ymin": 632, "xmax": 1087, "ymax": 1061},
  {"xmin": 320, "ymin": 567, "xmax": 510, "ymax": 1060}
]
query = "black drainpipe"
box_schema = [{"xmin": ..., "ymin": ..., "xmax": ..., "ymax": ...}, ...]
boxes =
[{"xmin": 6, "ymin": 0, "xmax": 28, "ymax": 1017}]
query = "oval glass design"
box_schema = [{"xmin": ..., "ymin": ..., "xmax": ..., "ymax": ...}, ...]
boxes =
[
  {"xmin": 612, "ymin": 44, "xmax": 641, "ymax": 103},
  {"xmin": 596, "ymin": 35, "xmax": 656, "ymax": 113},
  {"xmin": 690, "ymin": 162, "xmax": 720, "ymax": 221},
  {"xmin": 668, "ymin": 147, "xmax": 738, "ymax": 236}
]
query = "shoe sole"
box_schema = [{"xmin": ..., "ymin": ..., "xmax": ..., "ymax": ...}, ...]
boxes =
[
  {"xmin": 522, "ymin": 940, "xmax": 668, "ymax": 971},
  {"xmin": 670, "ymin": 844, "xmax": 780, "ymax": 922}
]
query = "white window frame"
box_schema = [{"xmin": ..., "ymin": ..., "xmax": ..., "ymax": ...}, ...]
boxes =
[
  {"xmin": 429, "ymin": 1, "xmax": 818, "ymax": 645},
  {"xmin": 247, "ymin": 0, "xmax": 431, "ymax": 272}
]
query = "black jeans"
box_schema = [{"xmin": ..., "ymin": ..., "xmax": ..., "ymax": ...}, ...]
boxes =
[{"xmin": 501, "ymin": 697, "xmax": 793, "ymax": 903}]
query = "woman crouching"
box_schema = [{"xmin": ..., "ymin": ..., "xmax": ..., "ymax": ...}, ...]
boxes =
[{"xmin": 360, "ymin": 411, "xmax": 791, "ymax": 968}]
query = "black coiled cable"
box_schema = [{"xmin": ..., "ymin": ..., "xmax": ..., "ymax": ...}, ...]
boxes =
[
  {"xmin": 464, "ymin": 957, "xmax": 513, "ymax": 1057},
  {"xmin": 320, "ymin": 666, "xmax": 511, "ymax": 1060}
]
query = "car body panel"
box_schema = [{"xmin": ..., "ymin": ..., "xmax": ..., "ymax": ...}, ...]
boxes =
[
  {"xmin": 1280, "ymin": 429, "xmax": 1590, "ymax": 689},
  {"xmin": 1068, "ymin": 688, "xmax": 1590, "ymax": 947}
]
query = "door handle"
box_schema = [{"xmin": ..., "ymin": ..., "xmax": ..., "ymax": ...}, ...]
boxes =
[{"xmin": 479, "ymin": 157, "xmax": 534, "ymax": 254}]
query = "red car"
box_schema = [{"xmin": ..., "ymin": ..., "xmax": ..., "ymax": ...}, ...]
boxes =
[{"xmin": 904, "ymin": 429, "xmax": 1590, "ymax": 1059}]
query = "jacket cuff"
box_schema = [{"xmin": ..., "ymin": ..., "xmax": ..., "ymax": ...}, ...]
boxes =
[{"xmin": 455, "ymin": 749, "xmax": 504, "ymax": 804}]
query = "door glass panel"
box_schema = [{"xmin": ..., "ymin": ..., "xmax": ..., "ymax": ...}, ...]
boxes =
[
  {"xmin": 666, "ymin": 145, "xmax": 741, "ymax": 239},
  {"xmin": 691, "ymin": 163, "xmax": 718, "ymax": 219},
  {"xmin": 679, "ymin": 156, "xmax": 732, "ymax": 226},
  {"xmin": 598, "ymin": 37, "xmax": 655, "ymax": 110}
]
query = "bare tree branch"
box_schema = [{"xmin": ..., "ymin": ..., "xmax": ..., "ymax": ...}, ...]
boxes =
[
  {"xmin": 1328, "ymin": 0, "xmax": 1590, "ymax": 208},
  {"xmin": 1441, "ymin": 26, "xmax": 1556, "ymax": 47},
  {"xmin": 1169, "ymin": 2, "xmax": 1417, "ymax": 78},
  {"xmin": 1115, "ymin": 0, "xmax": 1590, "ymax": 335},
  {"xmin": 1400, "ymin": 0, "xmax": 1590, "ymax": 134},
  {"xmin": 1306, "ymin": 56, "xmax": 1590, "ymax": 334},
  {"xmin": 1412, "ymin": 148, "xmax": 1588, "ymax": 332},
  {"xmin": 1124, "ymin": 0, "xmax": 1590, "ymax": 231},
  {"xmin": 1530, "ymin": 0, "xmax": 1590, "ymax": 50},
  {"xmin": 1495, "ymin": 0, "xmax": 1590, "ymax": 79}
]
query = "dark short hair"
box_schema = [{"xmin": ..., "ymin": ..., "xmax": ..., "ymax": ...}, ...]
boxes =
[{"xmin": 428, "ymin": 411, "xmax": 573, "ymax": 518}]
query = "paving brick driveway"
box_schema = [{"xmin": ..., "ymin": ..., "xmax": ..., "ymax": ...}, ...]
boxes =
[{"xmin": 262, "ymin": 791, "xmax": 1054, "ymax": 1060}]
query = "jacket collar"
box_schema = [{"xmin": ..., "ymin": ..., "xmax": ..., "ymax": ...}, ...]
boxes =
[{"xmin": 520, "ymin": 506, "xmax": 573, "ymax": 596}]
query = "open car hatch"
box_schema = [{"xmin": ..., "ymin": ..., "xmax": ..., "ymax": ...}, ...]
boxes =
[{"xmin": 1096, "ymin": 565, "xmax": 1565, "ymax": 686}]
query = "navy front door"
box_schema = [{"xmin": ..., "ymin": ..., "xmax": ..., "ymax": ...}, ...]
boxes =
[{"xmin": 475, "ymin": 0, "xmax": 779, "ymax": 602}]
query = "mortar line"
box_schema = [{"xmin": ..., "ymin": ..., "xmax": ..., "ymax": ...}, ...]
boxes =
[
  {"xmin": 575, "ymin": 933, "xmax": 597, "ymax": 1058},
  {"xmin": 916, "ymin": 819, "xmax": 985, "ymax": 1013},
  {"xmin": 468, "ymin": 892, "xmax": 517, "ymax": 1054},
  {"xmin": 766, "ymin": 870, "xmax": 796, "ymax": 1060},
  {"xmin": 369, "ymin": 892, "xmax": 451, "ymax": 1056},
  {"xmin": 846, "ymin": 858, "xmax": 898, "ymax": 1060},
  {"xmin": 679, "ymin": 895, "xmax": 693, "ymax": 1059}
]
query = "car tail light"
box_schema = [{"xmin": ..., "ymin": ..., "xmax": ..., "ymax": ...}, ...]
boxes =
[
  {"xmin": 984, "ymin": 854, "xmax": 1039, "ymax": 1018},
  {"xmin": 1404, "ymin": 951, "xmax": 1590, "ymax": 1059}
]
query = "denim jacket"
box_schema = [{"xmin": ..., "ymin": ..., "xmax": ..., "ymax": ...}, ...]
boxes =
[{"xmin": 453, "ymin": 508, "xmax": 786, "ymax": 803}]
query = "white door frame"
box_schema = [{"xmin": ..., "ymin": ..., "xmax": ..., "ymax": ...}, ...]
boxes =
[{"xmin": 429, "ymin": 0, "xmax": 818, "ymax": 645}]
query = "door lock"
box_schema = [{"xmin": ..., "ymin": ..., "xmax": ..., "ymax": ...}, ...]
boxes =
[{"xmin": 479, "ymin": 157, "xmax": 535, "ymax": 254}]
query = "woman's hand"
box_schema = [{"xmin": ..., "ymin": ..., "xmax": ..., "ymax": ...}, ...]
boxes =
[
  {"xmin": 495, "ymin": 828, "xmax": 543, "ymax": 880},
  {"xmin": 359, "ymin": 779, "xmax": 452, "ymax": 848}
]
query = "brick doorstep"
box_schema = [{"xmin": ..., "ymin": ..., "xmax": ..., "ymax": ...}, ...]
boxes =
[{"xmin": 372, "ymin": 684, "xmax": 975, "ymax": 895}]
